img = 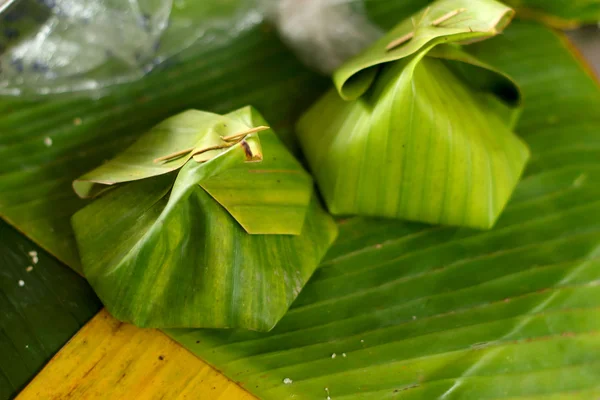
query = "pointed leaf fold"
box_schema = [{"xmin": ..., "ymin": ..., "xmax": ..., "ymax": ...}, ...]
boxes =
[
  {"xmin": 334, "ymin": 0, "xmax": 515, "ymax": 100},
  {"xmin": 71, "ymin": 107, "xmax": 337, "ymax": 330},
  {"xmin": 297, "ymin": 0, "xmax": 529, "ymax": 230}
]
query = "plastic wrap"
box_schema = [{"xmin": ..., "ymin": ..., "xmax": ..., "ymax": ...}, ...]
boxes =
[
  {"xmin": 0, "ymin": 0, "xmax": 262, "ymax": 95},
  {"xmin": 0, "ymin": 0, "xmax": 380, "ymax": 95}
]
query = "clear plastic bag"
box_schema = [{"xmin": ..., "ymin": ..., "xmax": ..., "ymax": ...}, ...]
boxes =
[
  {"xmin": 0, "ymin": 0, "xmax": 262, "ymax": 95},
  {"xmin": 0, "ymin": 0, "xmax": 380, "ymax": 96}
]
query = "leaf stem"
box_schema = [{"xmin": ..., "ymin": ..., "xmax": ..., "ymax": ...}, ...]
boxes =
[
  {"xmin": 153, "ymin": 147, "xmax": 194, "ymax": 163},
  {"xmin": 432, "ymin": 8, "xmax": 467, "ymax": 26},
  {"xmin": 221, "ymin": 125, "xmax": 270, "ymax": 141},
  {"xmin": 385, "ymin": 32, "xmax": 415, "ymax": 51},
  {"xmin": 153, "ymin": 125, "xmax": 269, "ymax": 164},
  {"xmin": 190, "ymin": 142, "xmax": 236, "ymax": 157},
  {"xmin": 385, "ymin": 8, "xmax": 467, "ymax": 52}
]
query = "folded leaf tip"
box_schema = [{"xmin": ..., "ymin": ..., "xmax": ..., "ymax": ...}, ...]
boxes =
[
  {"xmin": 71, "ymin": 106, "xmax": 335, "ymax": 331},
  {"xmin": 333, "ymin": 0, "xmax": 515, "ymax": 100},
  {"xmin": 298, "ymin": 0, "xmax": 526, "ymax": 230}
]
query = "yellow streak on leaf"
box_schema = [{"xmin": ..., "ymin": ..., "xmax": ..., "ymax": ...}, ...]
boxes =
[{"xmin": 17, "ymin": 310, "xmax": 255, "ymax": 400}]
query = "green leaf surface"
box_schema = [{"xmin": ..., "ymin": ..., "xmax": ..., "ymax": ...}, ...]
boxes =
[
  {"xmin": 196, "ymin": 107, "xmax": 317, "ymax": 236},
  {"xmin": 71, "ymin": 109, "xmax": 255, "ymax": 199},
  {"xmin": 0, "ymin": 220, "xmax": 101, "ymax": 400},
  {"xmin": 0, "ymin": 0, "xmax": 588, "ymax": 274},
  {"xmin": 72, "ymin": 111, "xmax": 337, "ymax": 330},
  {"xmin": 298, "ymin": 52, "xmax": 529, "ymax": 229},
  {"xmin": 167, "ymin": 21, "xmax": 600, "ymax": 399},
  {"xmin": 298, "ymin": 2, "xmax": 528, "ymax": 230},
  {"xmin": 0, "ymin": 4, "xmax": 334, "ymax": 389},
  {"xmin": 335, "ymin": 0, "xmax": 514, "ymax": 100},
  {"xmin": 72, "ymin": 106, "xmax": 314, "ymax": 236},
  {"xmin": 0, "ymin": 1, "xmax": 599, "ymax": 398},
  {"xmin": 0, "ymin": 12, "xmax": 329, "ymax": 271}
]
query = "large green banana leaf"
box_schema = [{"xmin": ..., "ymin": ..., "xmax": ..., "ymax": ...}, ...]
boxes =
[
  {"xmin": 0, "ymin": 18, "xmax": 328, "ymax": 271},
  {"xmin": 0, "ymin": 3, "xmax": 328, "ymax": 397},
  {"xmin": 71, "ymin": 107, "xmax": 337, "ymax": 330},
  {"xmin": 0, "ymin": 1, "xmax": 599, "ymax": 399},
  {"xmin": 297, "ymin": 0, "xmax": 529, "ymax": 230},
  {"xmin": 0, "ymin": 221, "xmax": 100, "ymax": 400},
  {"xmin": 0, "ymin": 0, "xmax": 594, "ymax": 271},
  {"xmin": 167, "ymin": 20, "xmax": 600, "ymax": 399}
]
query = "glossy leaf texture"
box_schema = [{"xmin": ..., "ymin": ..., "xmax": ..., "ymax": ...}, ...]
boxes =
[
  {"xmin": 0, "ymin": 0, "xmax": 590, "ymax": 273},
  {"xmin": 0, "ymin": 221, "xmax": 101, "ymax": 400},
  {"xmin": 168, "ymin": 21, "xmax": 600, "ymax": 399},
  {"xmin": 70, "ymin": 109, "xmax": 258, "ymax": 199},
  {"xmin": 73, "ymin": 106, "xmax": 315, "ymax": 236},
  {"xmin": 335, "ymin": 0, "xmax": 514, "ymax": 100},
  {"xmin": 0, "ymin": 0, "xmax": 517, "ymax": 272},
  {"xmin": 0, "ymin": 3, "xmax": 330, "ymax": 272},
  {"xmin": 73, "ymin": 165, "xmax": 336, "ymax": 331},
  {"xmin": 72, "ymin": 109, "xmax": 336, "ymax": 330},
  {"xmin": 198, "ymin": 107, "xmax": 318, "ymax": 236},
  {"xmin": 0, "ymin": 2, "xmax": 329, "ymax": 395},
  {"xmin": 298, "ymin": 0, "xmax": 528, "ymax": 230},
  {"xmin": 0, "ymin": 2, "xmax": 302, "ymax": 396},
  {"xmin": 0, "ymin": 1, "xmax": 596, "ymax": 398},
  {"xmin": 16, "ymin": 310, "xmax": 254, "ymax": 400},
  {"xmin": 0, "ymin": 2, "xmax": 401, "ymax": 394}
]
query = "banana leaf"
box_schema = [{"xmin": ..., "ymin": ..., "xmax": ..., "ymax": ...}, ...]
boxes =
[
  {"xmin": 366, "ymin": 0, "xmax": 600, "ymax": 28},
  {"xmin": 0, "ymin": 4, "xmax": 335, "ymax": 394},
  {"xmin": 0, "ymin": 0, "xmax": 593, "ymax": 273},
  {"xmin": 0, "ymin": 221, "xmax": 100, "ymax": 400},
  {"xmin": 0, "ymin": 11, "xmax": 330, "ymax": 272},
  {"xmin": 0, "ymin": 4, "xmax": 333, "ymax": 394},
  {"xmin": 297, "ymin": 0, "xmax": 529, "ymax": 230},
  {"xmin": 1, "ymin": 1, "xmax": 600, "ymax": 399},
  {"xmin": 166, "ymin": 20, "xmax": 600, "ymax": 399},
  {"xmin": 71, "ymin": 106, "xmax": 337, "ymax": 331},
  {"xmin": 17, "ymin": 309, "xmax": 254, "ymax": 400},
  {"xmin": 73, "ymin": 107, "xmax": 315, "ymax": 235}
]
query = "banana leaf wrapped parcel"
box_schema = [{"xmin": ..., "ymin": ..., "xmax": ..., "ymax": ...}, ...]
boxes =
[
  {"xmin": 297, "ymin": 0, "xmax": 530, "ymax": 230},
  {"xmin": 71, "ymin": 106, "xmax": 337, "ymax": 331}
]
